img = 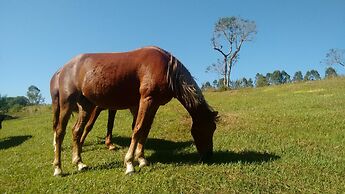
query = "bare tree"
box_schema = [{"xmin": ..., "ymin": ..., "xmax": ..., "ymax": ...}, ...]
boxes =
[
  {"xmin": 323, "ymin": 48, "xmax": 345, "ymax": 67},
  {"xmin": 210, "ymin": 16, "xmax": 256, "ymax": 87}
]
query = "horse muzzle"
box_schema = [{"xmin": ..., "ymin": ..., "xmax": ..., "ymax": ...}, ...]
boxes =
[{"xmin": 200, "ymin": 150, "xmax": 213, "ymax": 162}]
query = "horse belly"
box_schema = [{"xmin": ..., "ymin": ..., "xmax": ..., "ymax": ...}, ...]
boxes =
[
  {"xmin": 81, "ymin": 70, "xmax": 140, "ymax": 109},
  {"xmin": 85, "ymin": 86, "xmax": 140, "ymax": 109}
]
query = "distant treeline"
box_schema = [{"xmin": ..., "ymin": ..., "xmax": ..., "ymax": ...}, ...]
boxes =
[
  {"xmin": 202, "ymin": 67, "xmax": 339, "ymax": 91},
  {"xmin": 0, "ymin": 95, "xmax": 29, "ymax": 113},
  {"xmin": 0, "ymin": 85, "xmax": 44, "ymax": 114}
]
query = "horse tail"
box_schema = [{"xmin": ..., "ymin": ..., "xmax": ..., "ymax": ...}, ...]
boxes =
[
  {"xmin": 52, "ymin": 94, "xmax": 60, "ymax": 132},
  {"xmin": 50, "ymin": 70, "xmax": 61, "ymax": 132},
  {"xmin": 166, "ymin": 54, "xmax": 205, "ymax": 112}
]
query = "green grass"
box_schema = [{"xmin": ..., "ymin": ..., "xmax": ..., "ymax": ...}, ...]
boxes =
[{"xmin": 1, "ymin": 78, "xmax": 345, "ymax": 193}]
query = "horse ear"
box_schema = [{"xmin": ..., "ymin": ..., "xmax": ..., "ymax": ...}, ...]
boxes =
[{"xmin": 213, "ymin": 111, "xmax": 219, "ymax": 121}]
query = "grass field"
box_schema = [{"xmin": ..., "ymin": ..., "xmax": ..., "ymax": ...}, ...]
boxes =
[{"xmin": 1, "ymin": 77, "xmax": 344, "ymax": 193}]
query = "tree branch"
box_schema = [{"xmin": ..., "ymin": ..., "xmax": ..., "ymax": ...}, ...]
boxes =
[
  {"xmin": 221, "ymin": 29, "xmax": 231, "ymax": 43},
  {"xmin": 213, "ymin": 46, "xmax": 228, "ymax": 58},
  {"xmin": 230, "ymin": 38, "xmax": 244, "ymax": 63}
]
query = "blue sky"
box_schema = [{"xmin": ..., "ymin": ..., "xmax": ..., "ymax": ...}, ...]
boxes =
[{"xmin": 1, "ymin": 0, "xmax": 344, "ymax": 103}]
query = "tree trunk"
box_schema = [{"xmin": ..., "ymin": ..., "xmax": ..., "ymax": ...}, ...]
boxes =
[
  {"xmin": 227, "ymin": 61, "xmax": 232, "ymax": 88},
  {"xmin": 223, "ymin": 57, "xmax": 228, "ymax": 87}
]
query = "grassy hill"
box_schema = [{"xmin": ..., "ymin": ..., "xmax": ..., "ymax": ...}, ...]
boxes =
[{"xmin": 1, "ymin": 77, "xmax": 344, "ymax": 193}]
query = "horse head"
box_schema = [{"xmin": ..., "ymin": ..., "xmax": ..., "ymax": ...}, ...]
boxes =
[{"xmin": 191, "ymin": 108, "xmax": 218, "ymax": 162}]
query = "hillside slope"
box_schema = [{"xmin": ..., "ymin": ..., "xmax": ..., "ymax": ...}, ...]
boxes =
[{"xmin": 1, "ymin": 77, "xmax": 344, "ymax": 193}]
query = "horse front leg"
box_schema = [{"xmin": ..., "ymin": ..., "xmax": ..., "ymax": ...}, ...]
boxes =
[
  {"xmin": 134, "ymin": 106, "xmax": 158, "ymax": 168},
  {"xmin": 124, "ymin": 97, "xmax": 157, "ymax": 175},
  {"xmin": 134, "ymin": 133, "xmax": 150, "ymax": 168},
  {"xmin": 105, "ymin": 110, "xmax": 116, "ymax": 150}
]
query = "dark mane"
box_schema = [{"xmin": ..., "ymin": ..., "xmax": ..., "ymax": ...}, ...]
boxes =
[{"xmin": 166, "ymin": 54, "xmax": 217, "ymax": 122}]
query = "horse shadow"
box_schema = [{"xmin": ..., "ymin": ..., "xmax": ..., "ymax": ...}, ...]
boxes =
[
  {"xmin": 92, "ymin": 136, "xmax": 280, "ymax": 167},
  {"xmin": 148, "ymin": 150, "xmax": 280, "ymax": 165},
  {"xmin": 108, "ymin": 136, "xmax": 193, "ymax": 152},
  {"xmin": 0, "ymin": 135, "xmax": 32, "ymax": 150}
]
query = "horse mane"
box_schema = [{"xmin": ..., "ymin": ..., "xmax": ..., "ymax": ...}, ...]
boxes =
[{"xmin": 166, "ymin": 53, "xmax": 217, "ymax": 122}]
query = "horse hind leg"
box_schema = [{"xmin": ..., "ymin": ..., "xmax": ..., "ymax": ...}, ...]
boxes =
[
  {"xmin": 130, "ymin": 106, "xmax": 139, "ymax": 130},
  {"xmin": 72, "ymin": 98, "xmax": 94, "ymax": 171},
  {"xmin": 80, "ymin": 107, "xmax": 101, "ymax": 146},
  {"xmin": 52, "ymin": 96, "xmax": 60, "ymax": 153},
  {"xmin": 53, "ymin": 101, "xmax": 73, "ymax": 176},
  {"xmin": 80, "ymin": 108, "xmax": 117, "ymax": 151}
]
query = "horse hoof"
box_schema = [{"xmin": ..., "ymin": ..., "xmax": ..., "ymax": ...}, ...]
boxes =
[
  {"xmin": 126, "ymin": 171, "xmax": 135, "ymax": 176},
  {"xmin": 138, "ymin": 158, "xmax": 149, "ymax": 168},
  {"xmin": 53, "ymin": 168, "xmax": 62, "ymax": 176},
  {"xmin": 78, "ymin": 163, "xmax": 88, "ymax": 171},
  {"xmin": 108, "ymin": 144, "xmax": 117, "ymax": 151},
  {"xmin": 125, "ymin": 164, "xmax": 135, "ymax": 175}
]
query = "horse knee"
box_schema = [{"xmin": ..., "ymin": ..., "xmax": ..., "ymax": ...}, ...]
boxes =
[{"xmin": 72, "ymin": 127, "xmax": 83, "ymax": 139}]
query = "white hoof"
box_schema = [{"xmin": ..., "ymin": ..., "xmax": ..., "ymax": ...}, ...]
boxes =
[
  {"xmin": 54, "ymin": 167, "xmax": 62, "ymax": 176},
  {"xmin": 138, "ymin": 158, "xmax": 149, "ymax": 168},
  {"xmin": 108, "ymin": 144, "xmax": 116, "ymax": 151},
  {"xmin": 78, "ymin": 163, "xmax": 87, "ymax": 171},
  {"xmin": 125, "ymin": 163, "xmax": 135, "ymax": 175}
]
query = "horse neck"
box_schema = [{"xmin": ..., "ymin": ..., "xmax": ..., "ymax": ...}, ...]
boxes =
[
  {"xmin": 194, "ymin": 103, "xmax": 213, "ymax": 123},
  {"xmin": 168, "ymin": 56, "xmax": 210, "ymax": 121},
  {"xmin": 176, "ymin": 96, "xmax": 210, "ymax": 122}
]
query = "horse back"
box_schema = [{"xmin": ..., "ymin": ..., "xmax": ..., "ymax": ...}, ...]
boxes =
[{"xmin": 59, "ymin": 47, "xmax": 173, "ymax": 109}]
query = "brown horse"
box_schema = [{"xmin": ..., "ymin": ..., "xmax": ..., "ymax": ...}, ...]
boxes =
[
  {"xmin": 51, "ymin": 70, "xmax": 138, "ymax": 150},
  {"xmin": 52, "ymin": 46, "xmax": 218, "ymax": 176}
]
